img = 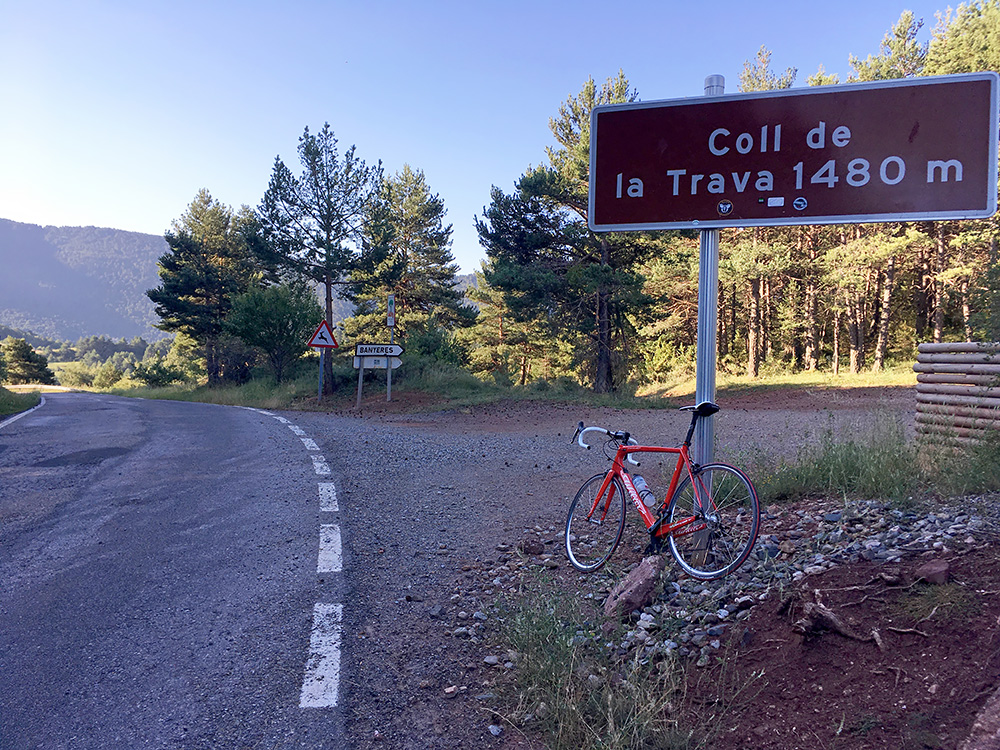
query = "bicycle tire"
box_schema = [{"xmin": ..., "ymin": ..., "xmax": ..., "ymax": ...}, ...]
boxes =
[
  {"xmin": 664, "ymin": 463, "xmax": 760, "ymax": 580},
  {"xmin": 565, "ymin": 473, "xmax": 627, "ymax": 572}
]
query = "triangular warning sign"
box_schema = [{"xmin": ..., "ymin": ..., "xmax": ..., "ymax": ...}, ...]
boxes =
[{"xmin": 307, "ymin": 320, "xmax": 339, "ymax": 348}]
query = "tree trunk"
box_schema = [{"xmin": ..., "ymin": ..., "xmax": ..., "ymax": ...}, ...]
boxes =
[
  {"xmin": 205, "ymin": 337, "xmax": 222, "ymax": 387},
  {"xmin": 913, "ymin": 243, "xmax": 930, "ymax": 340},
  {"xmin": 961, "ymin": 278, "xmax": 973, "ymax": 342},
  {"xmin": 747, "ymin": 279, "xmax": 761, "ymax": 378},
  {"xmin": 833, "ymin": 309, "xmax": 841, "ymax": 375},
  {"xmin": 323, "ymin": 274, "xmax": 335, "ymax": 395},
  {"xmin": 804, "ymin": 277, "xmax": 818, "ymax": 370},
  {"xmin": 872, "ymin": 255, "xmax": 896, "ymax": 372},
  {"xmin": 848, "ymin": 302, "xmax": 863, "ymax": 374},
  {"xmin": 933, "ymin": 224, "xmax": 947, "ymax": 344},
  {"xmin": 594, "ymin": 239, "xmax": 613, "ymax": 393}
]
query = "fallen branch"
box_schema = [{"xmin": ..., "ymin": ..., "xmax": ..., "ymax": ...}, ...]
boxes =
[
  {"xmin": 792, "ymin": 600, "xmax": 869, "ymax": 641},
  {"xmin": 887, "ymin": 626, "xmax": 930, "ymax": 637}
]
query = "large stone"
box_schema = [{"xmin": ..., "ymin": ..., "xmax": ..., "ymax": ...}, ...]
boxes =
[
  {"xmin": 603, "ymin": 555, "xmax": 667, "ymax": 620},
  {"xmin": 960, "ymin": 682, "xmax": 1000, "ymax": 750},
  {"xmin": 915, "ymin": 559, "xmax": 950, "ymax": 585}
]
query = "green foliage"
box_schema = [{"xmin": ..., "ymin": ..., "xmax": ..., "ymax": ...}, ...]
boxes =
[
  {"xmin": 458, "ymin": 266, "xmax": 574, "ymax": 385},
  {"xmin": 477, "ymin": 72, "xmax": 656, "ymax": 394},
  {"xmin": 132, "ymin": 358, "xmax": 184, "ymax": 387},
  {"xmin": 739, "ymin": 45, "xmax": 796, "ymax": 91},
  {"xmin": 343, "ymin": 164, "xmax": 475, "ymax": 349},
  {"xmin": 225, "ymin": 282, "xmax": 323, "ymax": 382},
  {"xmin": 0, "ymin": 386, "xmax": 40, "ymax": 417},
  {"xmin": 56, "ymin": 361, "xmax": 96, "ymax": 388},
  {"xmin": 925, "ymin": 0, "xmax": 1000, "ymax": 74},
  {"xmin": 147, "ymin": 190, "xmax": 262, "ymax": 386},
  {"xmin": 0, "ymin": 337, "xmax": 56, "ymax": 385},
  {"xmin": 92, "ymin": 361, "xmax": 124, "ymax": 389},
  {"xmin": 849, "ymin": 10, "xmax": 927, "ymax": 80}
]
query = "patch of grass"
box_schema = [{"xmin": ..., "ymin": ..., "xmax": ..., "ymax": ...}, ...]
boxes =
[
  {"xmin": 497, "ymin": 594, "xmax": 695, "ymax": 750},
  {"xmin": 638, "ymin": 364, "xmax": 916, "ymax": 400},
  {"xmin": 920, "ymin": 430, "xmax": 1000, "ymax": 498},
  {"xmin": 895, "ymin": 583, "xmax": 974, "ymax": 623},
  {"xmin": 107, "ymin": 370, "xmax": 324, "ymax": 410},
  {"xmin": 752, "ymin": 413, "xmax": 919, "ymax": 504},
  {"xmin": 749, "ymin": 410, "xmax": 1000, "ymax": 505},
  {"xmin": 847, "ymin": 714, "xmax": 883, "ymax": 737},
  {"xmin": 0, "ymin": 386, "xmax": 40, "ymax": 417}
]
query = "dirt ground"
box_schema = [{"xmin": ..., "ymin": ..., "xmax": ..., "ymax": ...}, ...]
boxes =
[{"xmin": 321, "ymin": 385, "xmax": 1000, "ymax": 750}]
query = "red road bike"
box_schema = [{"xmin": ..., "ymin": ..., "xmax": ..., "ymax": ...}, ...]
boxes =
[{"xmin": 565, "ymin": 402, "xmax": 760, "ymax": 580}]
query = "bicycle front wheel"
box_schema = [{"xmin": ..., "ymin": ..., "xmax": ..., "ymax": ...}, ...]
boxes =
[
  {"xmin": 665, "ymin": 463, "xmax": 760, "ymax": 580},
  {"xmin": 565, "ymin": 473, "xmax": 627, "ymax": 572}
]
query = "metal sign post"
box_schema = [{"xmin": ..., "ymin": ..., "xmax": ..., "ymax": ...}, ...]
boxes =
[
  {"xmin": 306, "ymin": 320, "xmax": 339, "ymax": 403},
  {"xmin": 353, "ymin": 342, "xmax": 404, "ymax": 409},
  {"xmin": 386, "ymin": 294, "xmax": 396, "ymax": 402},
  {"xmin": 694, "ymin": 75, "xmax": 724, "ymax": 467}
]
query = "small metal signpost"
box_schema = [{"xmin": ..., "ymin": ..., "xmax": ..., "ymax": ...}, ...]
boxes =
[
  {"xmin": 387, "ymin": 293, "xmax": 396, "ymax": 403},
  {"xmin": 306, "ymin": 320, "xmax": 339, "ymax": 402},
  {"xmin": 353, "ymin": 338, "xmax": 404, "ymax": 409}
]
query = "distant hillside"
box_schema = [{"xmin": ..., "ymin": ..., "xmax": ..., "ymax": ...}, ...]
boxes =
[{"xmin": 0, "ymin": 219, "xmax": 166, "ymax": 341}]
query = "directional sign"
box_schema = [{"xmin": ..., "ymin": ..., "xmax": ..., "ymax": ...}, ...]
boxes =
[
  {"xmin": 355, "ymin": 343, "xmax": 403, "ymax": 357},
  {"xmin": 353, "ymin": 356, "xmax": 402, "ymax": 370},
  {"xmin": 589, "ymin": 73, "xmax": 999, "ymax": 231},
  {"xmin": 307, "ymin": 320, "xmax": 339, "ymax": 348}
]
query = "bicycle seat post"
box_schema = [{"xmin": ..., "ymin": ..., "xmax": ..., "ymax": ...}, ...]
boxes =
[{"xmin": 682, "ymin": 410, "xmax": 699, "ymax": 448}]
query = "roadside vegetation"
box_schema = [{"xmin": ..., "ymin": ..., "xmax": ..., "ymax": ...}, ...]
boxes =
[{"xmin": 0, "ymin": 386, "xmax": 40, "ymax": 418}]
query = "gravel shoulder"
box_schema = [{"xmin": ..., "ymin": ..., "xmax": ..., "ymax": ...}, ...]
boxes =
[{"xmin": 292, "ymin": 385, "xmax": 1000, "ymax": 750}]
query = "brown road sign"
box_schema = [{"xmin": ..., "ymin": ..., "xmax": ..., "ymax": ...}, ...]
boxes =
[{"xmin": 589, "ymin": 73, "xmax": 999, "ymax": 231}]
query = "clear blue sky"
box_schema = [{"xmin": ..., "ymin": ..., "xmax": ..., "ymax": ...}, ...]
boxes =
[{"xmin": 0, "ymin": 0, "xmax": 951, "ymax": 273}]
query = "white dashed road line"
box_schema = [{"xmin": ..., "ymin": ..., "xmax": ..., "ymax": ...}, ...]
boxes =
[
  {"xmin": 311, "ymin": 454, "xmax": 331, "ymax": 475},
  {"xmin": 299, "ymin": 603, "xmax": 343, "ymax": 708},
  {"xmin": 248, "ymin": 407, "xmax": 343, "ymax": 710},
  {"xmin": 319, "ymin": 483, "xmax": 339, "ymax": 512},
  {"xmin": 317, "ymin": 524, "xmax": 343, "ymax": 573}
]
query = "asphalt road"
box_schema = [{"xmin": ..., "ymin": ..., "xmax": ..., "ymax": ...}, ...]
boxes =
[{"xmin": 0, "ymin": 393, "xmax": 345, "ymax": 749}]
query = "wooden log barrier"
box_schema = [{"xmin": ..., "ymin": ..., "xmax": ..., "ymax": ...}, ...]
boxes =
[{"xmin": 914, "ymin": 343, "xmax": 1000, "ymax": 446}]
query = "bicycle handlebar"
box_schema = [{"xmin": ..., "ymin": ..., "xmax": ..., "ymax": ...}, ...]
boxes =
[{"xmin": 573, "ymin": 422, "xmax": 640, "ymax": 465}]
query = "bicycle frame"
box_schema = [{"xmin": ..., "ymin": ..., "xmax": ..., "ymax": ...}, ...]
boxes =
[{"xmin": 586, "ymin": 442, "xmax": 708, "ymax": 541}]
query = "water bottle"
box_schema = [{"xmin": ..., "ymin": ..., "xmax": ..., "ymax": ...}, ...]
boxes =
[{"xmin": 632, "ymin": 475, "xmax": 657, "ymax": 508}]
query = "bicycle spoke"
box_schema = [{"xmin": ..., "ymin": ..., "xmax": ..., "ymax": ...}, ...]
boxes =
[
  {"xmin": 565, "ymin": 474, "xmax": 626, "ymax": 572},
  {"xmin": 665, "ymin": 464, "xmax": 760, "ymax": 580}
]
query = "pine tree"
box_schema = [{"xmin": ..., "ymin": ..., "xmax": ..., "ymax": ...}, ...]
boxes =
[
  {"xmin": 477, "ymin": 72, "xmax": 654, "ymax": 393},
  {"xmin": 146, "ymin": 190, "xmax": 260, "ymax": 385},
  {"xmin": 1, "ymin": 337, "xmax": 56, "ymax": 385},
  {"xmin": 257, "ymin": 124, "xmax": 382, "ymax": 393},
  {"xmin": 344, "ymin": 165, "xmax": 474, "ymax": 353}
]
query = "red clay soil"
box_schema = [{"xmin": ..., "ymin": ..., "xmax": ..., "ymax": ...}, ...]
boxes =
[{"xmin": 699, "ymin": 546, "xmax": 1000, "ymax": 750}]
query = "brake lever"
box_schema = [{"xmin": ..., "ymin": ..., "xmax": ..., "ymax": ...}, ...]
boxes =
[{"xmin": 570, "ymin": 421, "xmax": 583, "ymax": 444}]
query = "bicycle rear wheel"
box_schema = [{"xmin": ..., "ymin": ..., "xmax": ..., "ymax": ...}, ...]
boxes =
[
  {"xmin": 565, "ymin": 473, "xmax": 627, "ymax": 572},
  {"xmin": 664, "ymin": 463, "xmax": 760, "ymax": 580}
]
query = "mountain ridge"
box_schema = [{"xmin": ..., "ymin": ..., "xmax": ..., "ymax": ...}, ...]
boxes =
[{"xmin": 0, "ymin": 218, "xmax": 166, "ymax": 341}]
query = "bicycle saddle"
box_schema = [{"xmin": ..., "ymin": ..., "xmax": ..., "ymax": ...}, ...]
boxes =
[{"xmin": 680, "ymin": 401, "xmax": 720, "ymax": 417}]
